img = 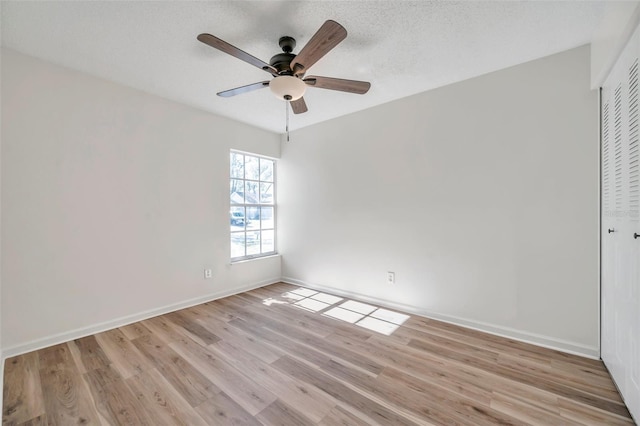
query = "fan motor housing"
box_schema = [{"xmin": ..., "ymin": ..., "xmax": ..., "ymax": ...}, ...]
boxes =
[{"xmin": 270, "ymin": 52, "xmax": 296, "ymax": 74}]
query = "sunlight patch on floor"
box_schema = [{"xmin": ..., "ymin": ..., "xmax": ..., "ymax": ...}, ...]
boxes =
[
  {"xmin": 356, "ymin": 316, "xmax": 399, "ymax": 335},
  {"xmin": 370, "ymin": 308, "xmax": 410, "ymax": 325},
  {"xmin": 280, "ymin": 291, "xmax": 306, "ymax": 301},
  {"xmin": 294, "ymin": 297, "xmax": 330, "ymax": 312},
  {"xmin": 261, "ymin": 286, "xmax": 410, "ymax": 336},
  {"xmin": 261, "ymin": 297, "xmax": 289, "ymax": 306},
  {"xmin": 323, "ymin": 307, "xmax": 364, "ymax": 323},
  {"xmin": 339, "ymin": 300, "xmax": 377, "ymax": 315},
  {"xmin": 290, "ymin": 288, "xmax": 318, "ymax": 297},
  {"xmin": 311, "ymin": 292, "xmax": 343, "ymax": 305}
]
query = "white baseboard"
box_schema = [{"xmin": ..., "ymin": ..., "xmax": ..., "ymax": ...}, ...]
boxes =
[
  {"xmin": 1, "ymin": 277, "xmax": 281, "ymax": 360},
  {"xmin": 0, "ymin": 274, "xmax": 600, "ymax": 363},
  {"xmin": 281, "ymin": 276, "xmax": 601, "ymax": 360}
]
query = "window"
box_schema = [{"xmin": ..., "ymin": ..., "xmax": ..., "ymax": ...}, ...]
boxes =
[{"xmin": 230, "ymin": 151, "xmax": 276, "ymax": 260}]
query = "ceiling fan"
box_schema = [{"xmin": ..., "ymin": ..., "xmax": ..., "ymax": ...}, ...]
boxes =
[{"xmin": 197, "ymin": 20, "xmax": 371, "ymax": 115}]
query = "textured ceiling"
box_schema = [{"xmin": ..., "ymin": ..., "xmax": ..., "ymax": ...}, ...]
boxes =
[{"xmin": 1, "ymin": 1, "xmax": 610, "ymax": 133}]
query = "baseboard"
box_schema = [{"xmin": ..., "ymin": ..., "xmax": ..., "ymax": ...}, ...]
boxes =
[
  {"xmin": 281, "ymin": 276, "xmax": 601, "ymax": 360},
  {"xmin": 1, "ymin": 274, "xmax": 600, "ymax": 361},
  {"xmin": 1, "ymin": 277, "xmax": 281, "ymax": 360}
]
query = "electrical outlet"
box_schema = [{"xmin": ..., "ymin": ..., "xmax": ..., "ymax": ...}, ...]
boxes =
[
  {"xmin": 204, "ymin": 268, "xmax": 212, "ymax": 279},
  {"xmin": 387, "ymin": 271, "xmax": 395, "ymax": 285}
]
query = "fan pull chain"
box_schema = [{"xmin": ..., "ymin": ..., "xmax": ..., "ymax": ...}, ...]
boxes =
[{"xmin": 284, "ymin": 96, "xmax": 291, "ymax": 142}]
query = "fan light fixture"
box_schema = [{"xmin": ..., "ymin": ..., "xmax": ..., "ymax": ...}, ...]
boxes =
[{"xmin": 269, "ymin": 75, "xmax": 306, "ymax": 101}]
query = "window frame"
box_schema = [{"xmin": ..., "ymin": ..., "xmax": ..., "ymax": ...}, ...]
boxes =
[{"xmin": 229, "ymin": 150, "xmax": 277, "ymax": 262}]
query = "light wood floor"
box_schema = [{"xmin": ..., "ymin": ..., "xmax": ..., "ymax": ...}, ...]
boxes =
[{"xmin": 3, "ymin": 282, "xmax": 635, "ymax": 425}]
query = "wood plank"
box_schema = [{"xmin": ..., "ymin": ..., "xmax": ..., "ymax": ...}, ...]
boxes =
[
  {"xmin": 140, "ymin": 315, "xmax": 184, "ymax": 344},
  {"xmin": 83, "ymin": 366, "xmax": 150, "ymax": 425},
  {"xmin": 229, "ymin": 302, "xmax": 384, "ymax": 375},
  {"xmin": 228, "ymin": 317, "xmax": 333, "ymax": 368},
  {"xmin": 256, "ymin": 399, "xmax": 315, "ymax": 425},
  {"xmin": 489, "ymin": 391, "xmax": 583, "ymax": 425},
  {"xmin": 407, "ymin": 337, "xmax": 630, "ymax": 418},
  {"xmin": 2, "ymin": 353, "xmax": 45, "ymax": 425},
  {"xmin": 558, "ymin": 397, "xmax": 635, "ymax": 425},
  {"xmin": 199, "ymin": 300, "xmax": 241, "ymax": 322},
  {"xmin": 497, "ymin": 352, "xmax": 623, "ymax": 402},
  {"xmin": 119, "ymin": 321, "xmax": 153, "ymax": 340},
  {"xmin": 195, "ymin": 315, "xmax": 285, "ymax": 364},
  {"xmin": 405, "ymin": 315, "xmax": 603, "ymax": 369},
  {"xmin": 37, "ymin": 344, "xmax": 101, "ymax": 425},
  {"xmin": 168, "ymin": 331, "xmax": 277, "ymax": 416},
  {"xmin": 164, "ymin": 311, "xmax": 221, "ymax": 346},
  {"xmin": 94, "ymin": 328, "xmax": 149, "ymax": 379},
  {"xmin": 272, "ymin": 355, "xmax": 422, "ymax": 426},
  {"xmin": 364, "ymin": 334, "xmax": 567, "ymax": 414},
  {"xmin": 319, "ymin": 405, "xmax": 372, "ymax": 426},
  {"xmin": 325, "ymin": 358, "xmax": 526, "ymax": 426},
  {"xmin": 81, "ymin": 364, "xmax": 121, "ymax": 422},
  {"xmin": 327, "ymin": 330, "xmax": 495, "ymax": 405},
  {"xmin": 387, "ymin": 322, "xmax": 622, "ymax": 403},
  {"xmin": 19, "ymin": 414, "xmax": 48, "ymax": 426},
  {"xmin": 3, "ymin": 283, "xmax": 634, "ymax": 426},
  {"xmin": 389, "ymin": 371, "xmax": 526, "ymax": 426},
  {"xmin": 124, "ymin": 368, "xmax": 208, "ymax": 425},
  {"xmin": 68, "ymin": 335, "xmax": 111, "ymax": 373},
  {"xmin": 194, "ymin": 392, "xmax": 262, "ymax": 425},
  {"xmin": 131, "ymin": 333, "xmax": 220, "ymax": 407},
  {"xmin": 209, "ymin": 338, "xmax": 336, "ymax": 422}
]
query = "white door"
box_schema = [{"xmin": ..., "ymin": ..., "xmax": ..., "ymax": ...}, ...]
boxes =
[{"xmin": 601, "ymin": 22, "xmax": 640, "ymax": 422}]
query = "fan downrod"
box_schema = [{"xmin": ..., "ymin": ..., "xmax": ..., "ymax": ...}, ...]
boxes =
[
  {"xmin": 279, "ymin": 36, "xmax": 296, "ymax": 53},
  {"xmin": 270, "ymin": 36, "xmax": 297, "ymax": 74}
]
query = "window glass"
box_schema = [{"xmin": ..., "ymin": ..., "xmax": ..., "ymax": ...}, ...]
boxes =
[{"xmin": 229, "ymin": 151, "xmax": 276, "ymax": 260}]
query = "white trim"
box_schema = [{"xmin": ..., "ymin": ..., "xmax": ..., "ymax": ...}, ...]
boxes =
[
  {"xmin": 281, "ymin": 276, "xmax": 601, "ymax": 360},
  {"xmin": 1, "ymin": 274, "xmax": 600, "ymax": 363},
  {"xmin": 1, "ymin": 277, "xmax": 281, "ymax": 360},
  {"xmin": 597, "ymin": 87, "xmax": 603, "ymax": 360},
  {"xmin": 230, "ymin": 253, "xmax": 281, "ymax": 265}
]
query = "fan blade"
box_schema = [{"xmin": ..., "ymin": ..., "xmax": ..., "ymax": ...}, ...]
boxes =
[
  {"xmin": 304, "ymin": 76, "xmax": 371, "ymax": 94},
  {"xmin": 290, "ymin": 20, "xmax": 347, "ymax": 76},
  {"xmin": 290, "ymin": 97, "xmax": 308, "ymax": 114},
  {"xmin": 197, "ymin": 33, "xmax": 277, "ymax": 75},
  {"xmin": 217, "ymin": 81, "xmax": 270, "ymax": 98}
]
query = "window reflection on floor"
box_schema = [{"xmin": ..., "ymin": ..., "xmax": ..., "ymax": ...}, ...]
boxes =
[{"xmin": 263, "ymin": 287, "xmax": 409, "ymax": 336}]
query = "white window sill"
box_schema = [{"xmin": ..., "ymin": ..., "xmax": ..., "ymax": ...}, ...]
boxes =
[{"xmin": 230, "ymin": 253, "xmax": 281, "ymax": 265}]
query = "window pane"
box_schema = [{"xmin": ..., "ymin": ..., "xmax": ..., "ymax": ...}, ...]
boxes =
[
  {"xmin": 230, "ymin": 180, "xmax": 244, "ymax": 204},
  {"xmin": 246, "ymin": 231, "xmax": 260, "ymax": 256},
  {"xmin": 230, "ymin": 206, "xmax": 245, "ymax": 230},
  {"xmin": 260, "ymin": 182, "xmax": 274, "ymax": 204},
  {"xmin": 262, "ymin": 230, "xmax": 274, "ymax": 252},
  {"xmin": 261, "ymin": 206, "xmax": 274, "ymax": 229},
  {"xmin": 230, "ymin": 152, "xmax": 244, "ymax": 178},
  {"xmin": 246, "ymin": 206, "xmax": 260, "ymax": 230},
  {"xmin": 231, "ymin": 232, "xmax": 245, "ymax": 258},
  {"xmin": 245, "ymin": 181, "xmax": 259, "ymax": 204},
  {"xmin": 230, "ymin": 151, "xmax": 276, "ymax": 261},
  {"xmin": 245, "ymin": 156, "xmax": 259, "ymax": 180},
  {"xmin": 260, "ymin": 159, "xmax": 274, "ymax": 182}
]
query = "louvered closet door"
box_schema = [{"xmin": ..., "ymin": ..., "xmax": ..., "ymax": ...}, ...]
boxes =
[{"xmin": 601, "ymin": 22, "xmax": 640, "ymax": 423}]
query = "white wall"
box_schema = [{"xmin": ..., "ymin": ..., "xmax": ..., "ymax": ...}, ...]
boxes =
[
  {"xmin": 280, "ymin": 45, "xmax": 599, "ymax": 357},
  {"xmin": 591, "ymin": 1, "xmax": 640, "ymax": 88},
  {"xmin": 1, "ymin": 48, "xmax": 281, "ymax": 356}
]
